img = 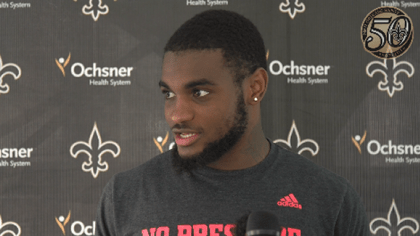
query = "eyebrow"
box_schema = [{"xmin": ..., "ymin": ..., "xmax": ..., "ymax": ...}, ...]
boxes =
[
  {"xmin": 158, "ymin": 80, "xmax": 169, "ymax": 89},
  {"xmin": 185, "ymin": 78, "xmax": 216, "ymax": 89},
  {"xmin": 159, "ymin": 78, "xmax": 216, "ymax": 90}
]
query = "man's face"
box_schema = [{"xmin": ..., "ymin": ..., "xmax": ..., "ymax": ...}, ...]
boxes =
[{"xmin": 160, "ymin": 50, "xmax": 248, "ymax": 172}]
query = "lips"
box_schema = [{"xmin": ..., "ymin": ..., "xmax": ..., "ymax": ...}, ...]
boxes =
[{"xmin": 175, "ymin": 133, "xmax": 200, "ymax": 146}]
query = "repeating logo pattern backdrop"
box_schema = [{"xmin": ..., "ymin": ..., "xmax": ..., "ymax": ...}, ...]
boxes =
[{"xmin": 0, "ymin": 0, "xmax": 418, "ymax": 235}]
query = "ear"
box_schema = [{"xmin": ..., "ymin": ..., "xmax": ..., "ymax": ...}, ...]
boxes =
[{"xmin": 246, "ymin": 68, "xmax": 268, "ymax": 104}]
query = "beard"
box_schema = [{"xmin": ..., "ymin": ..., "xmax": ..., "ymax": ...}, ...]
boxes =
[{"xmin": 171, "ymin": 91, "xmax": 248, "ymax": 174}]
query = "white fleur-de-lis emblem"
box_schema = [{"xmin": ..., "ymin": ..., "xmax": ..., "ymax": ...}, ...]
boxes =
[
  {"xmin": 273, "ymin": 120, "xmax": 319, "ymax": 156},
  {"xmin": 0, "ymin": 55, "xmax": 21, "ymax": 95},
  {"xmin": 366, "ymin": 57, "xmax": 415, "ymax": 98},
  {"xmin": 370, "ymin": 199, "xmax": 419, "ymax": 236},
  {"xmin": 82, "ymin": 0, "xmax": 109, "ymax": 21},
  {"xmin": 279, "ymin": 0, "xmax": 305, "ymax": 19},
  {"xmin": 70, "ymin": 122, "xmax": 120, "ymax": 178},
  {"xmin": 0, "ymin": 215, "xmax": 21, "ymax": 236}
]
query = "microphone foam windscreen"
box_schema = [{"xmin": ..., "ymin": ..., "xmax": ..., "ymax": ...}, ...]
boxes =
[{"xmin": 246, "ymin": 211, "xmax": 280, "ymax": 233}]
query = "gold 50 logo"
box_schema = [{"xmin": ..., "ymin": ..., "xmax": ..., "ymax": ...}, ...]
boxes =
[{"xmin": 361, "ymin": 7, "xmax": 414, "ymax": 59}]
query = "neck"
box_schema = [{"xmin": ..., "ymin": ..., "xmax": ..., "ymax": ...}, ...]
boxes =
[{"xmin": 206, "ymin": 121, "xmax": 270, "ymax": 171}]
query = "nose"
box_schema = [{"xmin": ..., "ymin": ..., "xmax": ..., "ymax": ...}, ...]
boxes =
[{"xmin": 166, "ymin": 96, "xmax": 194, "ymax": 124}]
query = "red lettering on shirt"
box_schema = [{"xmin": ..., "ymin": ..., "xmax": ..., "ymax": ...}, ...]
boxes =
[
  {"xmin": 193, "ymin": 224, "xmax": 208, "ymax": 236},
  {"xmin": 281, "ymin": 228, "xmax": 287, "ymax": 236},
  {"xmin": 224, "ymin": 224, "xmax": 235, "ymax": 236},
  {"xmin": 143, "ymin": 224, "xmax": 301, "ymax": 236},
  {"xmin": 209, "ymin": 224, "xmax": 223, "ymax": 236},
  {"xmin": 157, "ymin": 226, "xmax": 170, "ymax": 236},
  {"xmin": 287, "ymin": 228, "xmax": 301, "ymax": 236},
  {"xmin": 142, "ymin": 228, "xmax": 156, "ymax": 236},
  {"xmin": 178, "ymin": 225, "xmax": 192, "ymax": 236}
]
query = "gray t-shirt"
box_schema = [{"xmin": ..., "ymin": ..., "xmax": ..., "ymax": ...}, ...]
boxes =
[{"xmin": 95, "ymin": 141, "xmax": 369, "ymax": 236}]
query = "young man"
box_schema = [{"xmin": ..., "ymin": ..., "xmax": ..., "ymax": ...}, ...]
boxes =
[{"xmin": 95, "ymin": 10, "xmax": 369, "ymax": 236}]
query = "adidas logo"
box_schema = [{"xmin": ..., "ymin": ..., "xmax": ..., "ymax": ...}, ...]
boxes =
[{"xmin": 277, "ymin": 193, "xmax": 302, "ymax": 209}]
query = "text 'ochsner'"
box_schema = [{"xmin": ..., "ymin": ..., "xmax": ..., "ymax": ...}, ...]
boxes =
[
  {"xmin": 0, "ymin": 148, "xmax": 34, "ymax": 168},
  {"xmin": 71, "ymin": 62, "xmax": 133, "ymax": 87},
  {"xmin": 367, "ymin": 140, "xmax": 420, "ymax": 164},
  {"xmin": 269, "ymin": 60, "xmax": 330, "ymax": 85}
]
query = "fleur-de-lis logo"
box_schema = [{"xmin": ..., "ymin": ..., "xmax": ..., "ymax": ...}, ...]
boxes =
[
  {"xmin": 82, "ymin": 0, "xmax": 109, "ymax": 21},
  {"xmin": 389, "ymin": 22, "xmax": 408, "ymax": 45},
  {"xmin": 0, "ymin": 215, "xmax": 21, "ymax": 236},
  {"xmin": 0, "ymin": 54, "xmax": 21, "ymax": 95},
  {"xmin": 55, "ymin": 53, "xmax": 71, "ymax": 77},
  {"xmin": 70, "ymin": 122, "xmax": 121, "ymax": 178},
  {"xmin": 273, "ymin": 120, "xmax": 319, "ymax": 156},
  {"xmin": 154, "ymin": 132, "xmax": 175, "ymax": 153},
  {"xmin": 351, "ymin": 130, "xmax": 367, "ymax": 154},
  {"xmin": 279, "ymin": 0, "xmax": 305, "ymax": 19},
  {"xmin": 366, "ymin": 47, "xmax": 415, "ymax": 98},
  {"xmin": 370, "ymin": 199, "xmax": 419, "ymax": 236},
  {"xmin": 55, "ymin": 211, "xmax": 71, "ymax": 235}
]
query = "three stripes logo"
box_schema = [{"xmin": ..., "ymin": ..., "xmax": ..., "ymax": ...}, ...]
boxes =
[{"xmin": 277, "ymin": 193, "xmax": 302, "ymax": 210}]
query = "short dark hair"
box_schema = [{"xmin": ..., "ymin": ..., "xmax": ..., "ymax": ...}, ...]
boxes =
[{"xmin": 164, "ymin": 10, "xmax": 267, "ymax": 85}]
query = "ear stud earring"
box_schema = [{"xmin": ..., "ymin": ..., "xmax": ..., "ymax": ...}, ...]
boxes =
[{"xmin": 254, "ymin": 97, "xmax": 258, "ymax": 102}]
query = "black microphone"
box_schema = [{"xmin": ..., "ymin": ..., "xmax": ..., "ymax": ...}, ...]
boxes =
[{"xmin": 245, "ymin": 211, "xmax": 280, "ymax": 236}]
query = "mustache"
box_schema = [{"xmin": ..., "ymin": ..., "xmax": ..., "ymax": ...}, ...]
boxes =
[{"xmin": 171, "ymin": 123, "xmax": 196, "ymax": 130}]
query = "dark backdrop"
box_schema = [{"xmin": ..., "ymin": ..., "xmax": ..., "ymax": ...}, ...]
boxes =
[{"xmin": 0, "ymin": 0, "xmax": 419, "ymax": 235}]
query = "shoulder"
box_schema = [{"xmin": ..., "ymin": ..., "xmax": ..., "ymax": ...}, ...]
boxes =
[
  {"xmin": 108, "ymin": 151, "xmax": 174, "ymax": 194},
  {"xmin": 271, "ymin": 143, "xmax": 351, "ymax": 197},
  {"xmin": 272, "ymin": 144, "xmax": 369, "ymax": 234},
  {"xmin": 120, "ymin": 151, "xmax": 172, "ymax": 175}
]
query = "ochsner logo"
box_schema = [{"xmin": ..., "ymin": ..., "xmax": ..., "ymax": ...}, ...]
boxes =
[
  {"xmin": 56, "ymin": 211, "xmax": 71, "ymax": 235},
  {"xmin": 153, "ymin": 132, "xmax": 175, "ymax": 153},
  {"xmin": 0, "ymin": 215, "xmax": 21, "ymax": 236},
  {"xmin": 0, "ymin": 147, "xmax": 34, "ymax": 168},
  {"xmin": 269, "ymin": 59, "xmax": 331, "ymax": 85},
  {"xmin": 56, "ymin": 211, "xmax": 96, "ymax": 236},
  {"xmin": 367, "ymin": 139, "xmax": 420, "ymax": 156},
  {"xmin": 55, "ymin": 53, "xmax": 71, "ymax": 77},
  {"xmin": 186, "ymin": 0, "xmax": 229, "ymax": 7},
  {"xmin": 55, "ymin": 52, "xmax": 134, "ymax": 86},
  {"xmin": 351, "ymin": 131, "xmax": 367, "ymax": 154},
  {"xmin": 352, "ymin": 130, "xmax": 420, "ymax": 164}
]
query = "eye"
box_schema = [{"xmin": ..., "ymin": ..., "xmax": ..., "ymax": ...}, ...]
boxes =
[
  {"xmin": 193, "ymin": 90, "xmax": 209, "ymax": 97},
  {"xmin": 163, "ymin": 91, "xmax": 175, "ymax": 99}
]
